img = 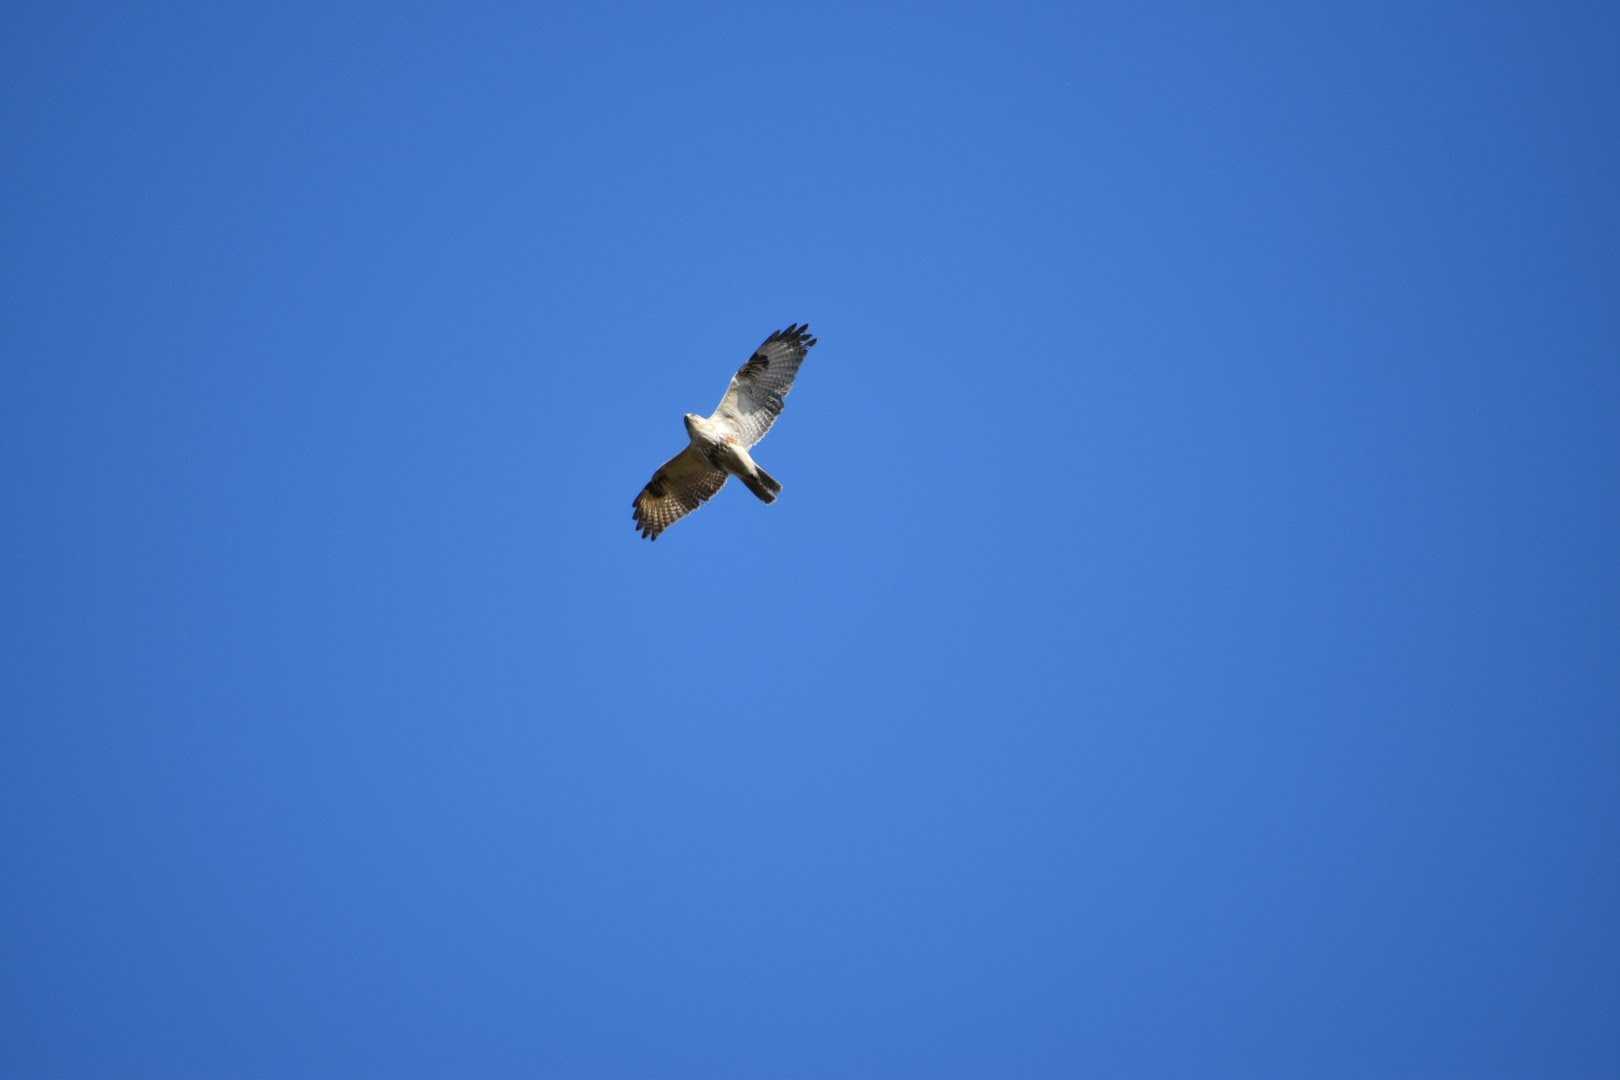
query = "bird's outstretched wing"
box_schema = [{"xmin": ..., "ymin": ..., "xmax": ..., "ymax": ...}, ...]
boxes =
[
  {"xmin": 710, "ymin": 323, "xmax": 816, "ymax": 447},
  {"xmin": 632, "ymin": 445, "xmax": 728, "ymax": 540}
]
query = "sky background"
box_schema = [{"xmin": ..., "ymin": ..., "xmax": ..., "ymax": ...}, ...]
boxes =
[{"xmin": 4, "ymin": 2, "xmax": 1618, "ymax": 1077}]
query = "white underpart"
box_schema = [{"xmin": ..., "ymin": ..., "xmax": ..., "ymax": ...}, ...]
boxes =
[{"xmin": 685, "ymin": 414, "xmax": 757, "ymax": 477}]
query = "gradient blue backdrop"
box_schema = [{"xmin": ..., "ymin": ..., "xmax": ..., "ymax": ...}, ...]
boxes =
[{"xmin": 5, "ymin": 3, "xmax": 1617, "ymax": 1076}]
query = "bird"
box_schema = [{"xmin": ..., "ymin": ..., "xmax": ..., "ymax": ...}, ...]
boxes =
[{"xmin": 632, "ymin": 323, "xmax": 817, "ymax": 540}]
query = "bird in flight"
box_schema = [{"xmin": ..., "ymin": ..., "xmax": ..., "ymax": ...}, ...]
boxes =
[{"xmin": 632, "ymin": 323, "xmax": 817, "ymax": 540}]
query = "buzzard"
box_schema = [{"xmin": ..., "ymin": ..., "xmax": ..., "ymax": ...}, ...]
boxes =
[{"xmin": 632, "ymin": 323, "xmax": 817, "ymax": 540}]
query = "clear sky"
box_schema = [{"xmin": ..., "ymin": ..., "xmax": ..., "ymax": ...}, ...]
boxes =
[{"xmin": 5, "ymin": 2, "xmax": 1618, "ymax": 1077}]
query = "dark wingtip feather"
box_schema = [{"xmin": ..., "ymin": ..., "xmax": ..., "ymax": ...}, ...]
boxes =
[{"xmin": 766, "ymin": 322, "xmax": 814, "ymax": 349}]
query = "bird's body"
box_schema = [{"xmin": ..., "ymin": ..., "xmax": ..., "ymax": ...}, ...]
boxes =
[
  {"xmin": 682, "ymin": 413, "xmax": 778, "ymax": 502},
  {"xmin": 633, "ymin": 324, "xmax": 816, "ymax": 540}
]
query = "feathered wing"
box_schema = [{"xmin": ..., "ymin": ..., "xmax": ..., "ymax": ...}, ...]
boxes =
[
  {"xmin": 710, "ymin": 323, "xmax": 816, "ymax": 447},
  {"xmin": 632, "ymin": 445, "xmax": 728, "ymax": 540}
]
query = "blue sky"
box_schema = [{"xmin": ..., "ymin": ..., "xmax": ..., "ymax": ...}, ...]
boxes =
[{"xmin": 4, "ymin": 2, "xmax": 1617, "ymax": 1076}]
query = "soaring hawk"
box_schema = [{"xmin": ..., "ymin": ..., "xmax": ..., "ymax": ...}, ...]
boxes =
[{"xmin": 632, "ymin": 323, "xmax": 817, "ymax": 540}]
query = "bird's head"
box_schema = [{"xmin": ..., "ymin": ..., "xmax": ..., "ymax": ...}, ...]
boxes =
[{"xmin": 683, "ymin": 412, "xmax": 700, "ymax": 434}]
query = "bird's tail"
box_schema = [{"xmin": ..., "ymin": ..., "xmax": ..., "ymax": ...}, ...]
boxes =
[{"xmin": 740, "ymin": 465, "xmax": 781, "ymax": 504}]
